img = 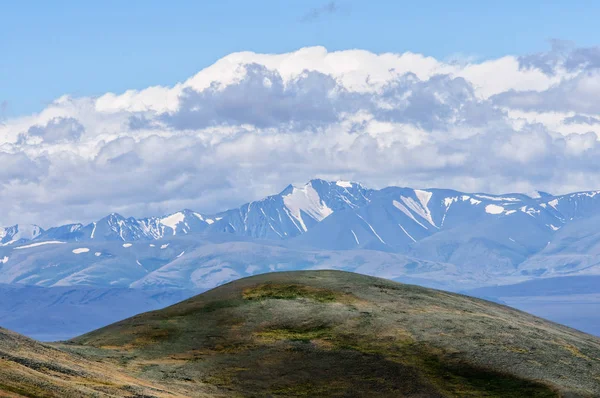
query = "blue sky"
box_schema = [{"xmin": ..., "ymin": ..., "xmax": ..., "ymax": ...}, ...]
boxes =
[
  {"xmin": 2, "ymin": 0, "xmax": 600, "ymax": 117},
  {"xmin": 4, "ymin": 0, "xmax": 600, "ymax": 225}
]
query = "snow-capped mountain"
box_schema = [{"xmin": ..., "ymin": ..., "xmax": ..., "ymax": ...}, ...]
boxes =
[
  {"xmin": 2, "ymin": 180, "xmax": 600, "ymax": 292},
  {"xmin": 3, "ymin": 180, "xmax": 600, "ymax": 341},
  {"xmin": 0, "ymin": 224, "xmax": 43, "ymax": 245},
  {"xmin": 37, "ymin": 210, "xmax": 215, "ymax": 242},
  {"xmin": 26, "ymin": 179, "xmax": 371, "ymax": 243},
  {"xmin": 206, "ymin": 179, "xmax": 371, "ymax": 239},
  {"xmin": 294, "ymin": 187, "xmax": 568, "ymax": 251},
  {"xmin": 13, "ymin": 180, "xmax": 596, "ymax": 250}
]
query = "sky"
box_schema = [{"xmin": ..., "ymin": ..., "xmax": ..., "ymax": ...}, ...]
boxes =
[
  {"xmin": 3, "ymin": 1, "xmax": 600, "ymax": 227},
  {"xmin": 3, "ymin": 0, "xmax": 600, "ymax": 116}
]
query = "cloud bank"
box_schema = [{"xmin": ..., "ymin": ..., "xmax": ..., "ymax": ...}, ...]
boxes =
[{"xmin": 2, "ymin": 44, "xmax": 600, "ymax": 226}]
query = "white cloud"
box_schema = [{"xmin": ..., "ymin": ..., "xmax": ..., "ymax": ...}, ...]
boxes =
[
  {"xmin": 86, "ymin": 46, "xmax": 567, "ymax": 115},
  {"xmin": 2, "ymin": 45, "xmax": 600, "ymax": 227}
]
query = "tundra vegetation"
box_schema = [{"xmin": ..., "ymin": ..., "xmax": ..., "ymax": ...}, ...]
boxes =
[{"xmin": 1, "ymin": 270, "xmax": 599, "ymax": 397}]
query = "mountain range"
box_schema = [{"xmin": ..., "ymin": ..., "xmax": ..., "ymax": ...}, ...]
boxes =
[
  {"xmin": 2, "ymin": 179, "xmax": 600, "ymax": 339},
  {"xmin": 2, "ymin": 179, "xmax": 600, "ymax": 290}
]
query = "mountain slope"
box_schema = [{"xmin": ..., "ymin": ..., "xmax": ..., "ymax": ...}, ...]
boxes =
[
  {"xmin": 67, "ymin": 271, "xmax": 600, "ymax": 397},
  {"xmin": 205, "ymin": 179, "xmax": 372, "ymax": 240},
  {"xmin": 293, "ymin": 187, "xmax": 561, "ymax": 253},
  {"xmin": 518, "ymin": 214, "xmax": 600, "ymax": 277},
  {"xmin": 3, "ymin": 181, "xmax": 600, "ymax": 292},
  {"xmin": 0, "ymin": 327, "xmax": 177, "ymax": 397},
  {"xmin": 0, "ymin": 224, "xmax": 42, "ymax": 245},
  {"xmin": 0, "ymin": 234, "xmax": 460, "ymax": 290}
]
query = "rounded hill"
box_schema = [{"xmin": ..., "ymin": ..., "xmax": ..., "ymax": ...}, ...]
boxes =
[{"xmin": 70, "ymin": 270, "xmax": 600, "ymax": 397}]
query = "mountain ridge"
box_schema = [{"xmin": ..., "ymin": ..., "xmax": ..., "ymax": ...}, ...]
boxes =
[
  {"xmin": 2, "ymin": 179, "xmax": 600, "ymax": 293},
  {"xmin": 3, "ymin": 179, "xmax": 599, "ymax": 246}
]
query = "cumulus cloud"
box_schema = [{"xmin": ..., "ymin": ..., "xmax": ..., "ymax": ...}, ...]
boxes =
[
  {"xmin": 492, "ymin": 70, "xmax": 600, "ymax": 114},
  {"xmin": 519, "ymin": 39, "xmax": 600, "ymax": 74},
  {"xmin": 21, "ymin": 117, "xmax": 84, "ymax": 143},
  {"xmin": 563, "ymin": 115, "xmax": 600, "ymax": 125},
  {"xmin": 0, "ymin": 152, "xmax": 47, "ymax": 182},
  {"xmin": 162, "ymin": 64, "xmax": 352, "ymax": 130},
  {"xmin": 375, "ymin": 74, "xmax": 504, "ymax": 129},
  {"xmin": 2, "ymin": 44, "xmax": 600, "ymax": 227}
]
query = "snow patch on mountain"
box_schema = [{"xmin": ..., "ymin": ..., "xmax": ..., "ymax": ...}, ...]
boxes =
[
  {"xmin": 402, "ymin": 192, "xmax": 437, "ymax": 228},
  {"xmin": 476, "ymin": 195, "xmax": 520, "ymax": 202},
  {"xmin": 193, "ymin": 212, "xmax": 204, "ymax": 221},
  {"xmin": 392, "ymin": 200, "xmax": 428, "ymax": 230},
  {"xmin": 356, "ymin": 214, "xmax": 386, "ymax": 244},
  {"xmin": 14, "ymin": 241, "xmax": 65, "ymax": 250},
  {"xmin": 485, "ymin": 204, "xmax": 505, "ymax": 214},
  {"xmin": 160, "ymin": 212, "xmax": 186, "ymax": 232},
  {"xmin": 350, "ymin": 230, "xmax": 360, "ymax": 245},
  {"xmin": 283, "ymin": 183, "xmax": 334, "ymax": 231},
  {"xmin": 415, "ymin": 189, "xmax": 433, "ymax": 210},
  {"xmin": 336, "ymin": 180, "xmax": 353, "ymax": 188},
  {"xmin": 399, "ymin": 224, "xmax": 417, "ymax": 242}
]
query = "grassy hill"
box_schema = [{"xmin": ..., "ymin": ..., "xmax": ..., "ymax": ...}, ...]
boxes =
[
  {"xmin": 1, "ymin": 270, "xmax": 600, "ymax": 397},
  {"xmin": 0, "ymin": 327, "xmax": 178, "ymax": 397}
]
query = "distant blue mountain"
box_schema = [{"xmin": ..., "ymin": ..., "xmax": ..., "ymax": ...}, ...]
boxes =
[
  {"xmin": 1, "ymin": 180, "xmax": 600, "ymax": 291},
  {"xmin": 0, "ymin": 283, "xmax": 197, "ymax": 341},
  {"xmin": 464, "ymin": 275, "xmax": 600, "ymax": 297},
  {"xmin": 463, "ymin": 276, "xmax": 600, "ymax": 336},
  {"xmin": 3, "ymin": 181, "xmax": 600, "ymax": 339}
]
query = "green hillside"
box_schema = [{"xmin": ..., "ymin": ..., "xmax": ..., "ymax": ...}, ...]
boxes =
[
  {"xmin": 66, "ymin": 270, "xmax": 600, "ymax": 397},
  {"xmin": 1, "ymin": 270, "xmax": 599, "ymax": 397}
]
